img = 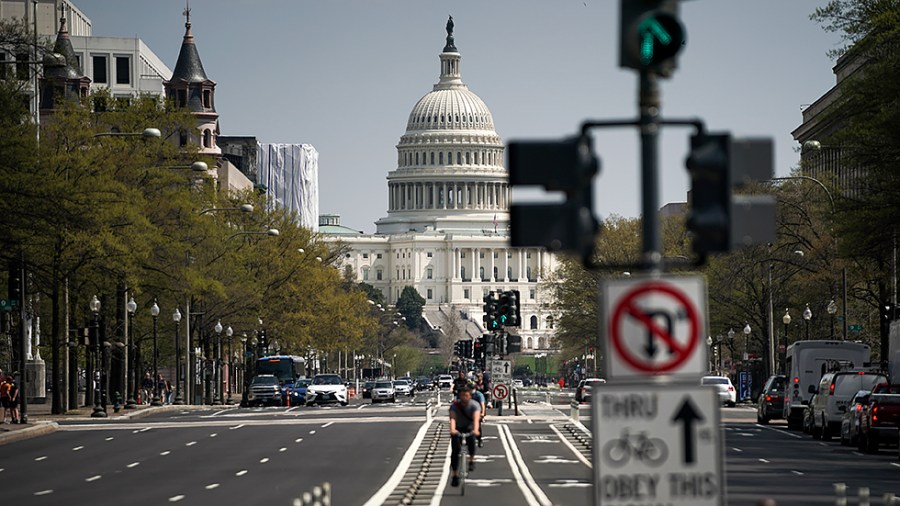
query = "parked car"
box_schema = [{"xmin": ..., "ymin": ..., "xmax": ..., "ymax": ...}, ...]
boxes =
[
  {"xmin": 701, "ymin": 375, "xmax": 736, "ymax": 407},
  {"xmin": 305, "ymin": 374, "xmax": 349, "ymax": 406},
  {"xmin": 393, "ymin": 379, "xmax": 414, "ymax": 397},
  {"xmin": 438, "ymin": 374, "xmax": 453, "ymax": 389},
  {"xmin": 288, "ymin": 378, "xmax": 312, "ymax": 405},
  {"xmin": 810, "ymin": 370, "xmax": 887, "ymax": 440},
  {"xmin": 415, "ymin": 377, "xmax": 433, "ymax": 391},
  {"xmin": 857, "ymin": 383, "xmax": 900, "ymax": 453},
  {"xmin": 756, "ymin": 375, "xmax": 786, "ymax": 424},
  {"xmin": 512, "ymin": 379, "xmax": 525, "ymax": 389},
  {"xmin": 247, "ymin": 374, "xmax": 282, "ymax": 407},
  {"xmin": 839, "ymin": 389, "xmax": 871, "ymax": 446},
  {"xmin": 575, "ymin": 378, "xmax": 606, "ymax": 403},
  {"xmin": 362, "ymin": 380, "xmax": 376, "ymax": 399},
  {"xmin": 371, "ymin": 380, "xmax": 396, "ymax": 403}
]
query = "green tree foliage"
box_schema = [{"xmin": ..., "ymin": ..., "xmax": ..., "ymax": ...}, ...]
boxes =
[{"xmin": 396, "ymin": 286, "xmax": 425, "ymax": 330}]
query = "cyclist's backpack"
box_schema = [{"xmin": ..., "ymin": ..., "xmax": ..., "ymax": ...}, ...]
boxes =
[{"xmin": 0, "ymin": 381, "xmax": 9, "ymax": 398}]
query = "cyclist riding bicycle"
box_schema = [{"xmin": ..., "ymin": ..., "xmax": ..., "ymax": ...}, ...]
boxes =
[
  {"xmin": 449, "ymin": 385, "xmax": 481, "ymax": 487},
  {"xmin": 468, "ymin": 380, "xmax": 486, "ymax": 447}
]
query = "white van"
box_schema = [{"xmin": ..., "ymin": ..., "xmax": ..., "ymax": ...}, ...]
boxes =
[
  {"xmin": 809, "ymin": 370, "xmax": 887, "ymax": 440},
  {"xmin": 783, "ymin": 340, "xmax": 871, "ymax": 430}
]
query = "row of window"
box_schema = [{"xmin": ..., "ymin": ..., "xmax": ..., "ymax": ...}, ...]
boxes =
[
  {"xmin": 1, "ymin": 52, "xmax": 132, "ymax": 86},
  {"xmin": 400, "ymin": 149, "xmax": 501, "ymax": 168},
  {"xmin": 410, "ymin": 111, "xmax": 489, "ymax": 127}
]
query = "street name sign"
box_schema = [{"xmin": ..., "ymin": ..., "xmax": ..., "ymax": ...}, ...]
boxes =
[
  {"xmin": 591, "ymin": 383, "xmax": 724, "ymax": 506},
  {"xmin": 490, "ymin": 359, "xmax": 512, "ymax": 384},
  {"xmin": 602, "ymin": 275, "xmax": 708, "ymax": 380}
]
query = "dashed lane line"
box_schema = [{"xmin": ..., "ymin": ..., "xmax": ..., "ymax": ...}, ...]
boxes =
[
  {"xmin": 792, "ymin": 470, "xmax": 804, "ymax": 476},
  {"xmin": 279, "ymin": 447, "xmax": 287, "ymax": 452},
  {"xmin": 210, "ymin": 433, "xmax": 217, "ymax": 438},
  {"xmin": 205, "ymin": 483, "xmax": 219, "ymax": 490},
  {"xmin": 85, "ymin": 475, "xmax": 101, "ymax": 482},
  {"xmin": 294, "ymin": 438, "xmax": 303, "ymax": 443},
  {"xmin": 35, "ymin": 456, "xmax": 47, "ymax": 461},
  {"xmin": 321, "ymin": 422, "xmax": 334, "ymax": 428},
  {"xmin": 127, "ymin": 462, "xmax": 140, "ymax": 468},
  {"xmin": 309, "ymin": 430, "xmax": 316, "ymax": 434},
  {"xmin": 260, "ymin": 458, "xmax": 270, "ymax": 464},
  {"xmin": 34, "ymin": 490, "xmax": 53, "ymax": 496},
  {"xmin": 759, "ymin": 458, "xmax": 770, "ymax": 463},
  {"xmin": 160, "ymin": 451, "xmax": 171, "ymax": 456},
  {"xmin": 105, "ymin": 437, "xmax": 114, "ymax": 441},
  {"xmin": 732, "ymin": 447, "xmax": 743, "ymax": 452},
  {"xmin": 168, "ymin": 495, "xmax": 185, "ymax": 502},
  {"xmin": 229, "ymin": 424, "xmax": 245, "ymax": 430},
  {"xmin": 236, "ymin": 470, "xmax": 248, "ymax": 476},
  {"xmin": 72, "ymin": 446, "xmax": 84, "ymax": 451},
  {"xmin": 185, "ymin": 441, "xmax": 197, "ymax": 446},
  {"xmin": 754, "ymin": 425, "xmax": 803, "ymax": 440}
]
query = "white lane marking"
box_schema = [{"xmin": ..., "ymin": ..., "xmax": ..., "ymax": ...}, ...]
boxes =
[
  {"xmin": 792, "ymin": 470, "xmax": 805, "ymax": 476},
  {"xmin": 105, "ymin": 437, "xmax": 114, "ymax": 441},
  {"xmin": 34, "ymin": 490, "xmax": 53, "ymax": 496},
  {"xmin": 466, "ymin": 478, "xmax": 513, "ymax": 487},
  {"xmin": 211, "ymin": 408, "xmax": 230, "ymax": 417},
  {"xmin": 891, "ymin": 463, "xmax": 900, "ymax": 469},
  {"xmin": 548, "ymin": 480, "xmax": 591, "ymax": 488},
  {"xmin": 429, "ymin": 433, "xmax": 452, "ymax": 506},
  {"xmin": 756, "ymin": 425, "xmax": 803, "ymax": 439},
  {"xmin": 309, "ymin": 430, "xmax": 316, "ymax": 434},
  {"xmin": 852, "ymin": 451, "xmax": 864, "ymax": 456},
  {"xmin": 549, "ymin": 425, "xmax": 592, "ymax": 468},
  {"xmin": 498, "ymin": 425, "xmax": 545, "ymax": 506},
  {"xmin": 357, "ymin": 404, "xmax": 366, "ymax": 410},
  {"xmin": 527, "ymin": 419, "xmax": 533, "ymax": 424},
  {"xmin": 205, "ymin": 483, "xmax": 219, "ymax": 490},
  {"xmin": 759, "ymin": 458, "xmax": 770, "ymax": 463},
  {"xmin": 279, "ymin": 447, "xmax": 287, "ymax": 452},
  {"xmin": 731, "ymin": 447, "xmax": 743, "ymax": 452},
  {"xmin": 534, "ymin": 455, "xmax": 578, "ymax": 464},
  {"xmin": 85, "ymin": 475, "xmax": 102, "ymax": 482},
  {"xmin": 127, "ymin": 462, "xmax": 140, "ymax": 468},
  {"xmin": 284, "ymin": 406, "xmax": 300, "ymax": 414},
  {"xmin": 35, "ymin": 456, "xmax": 47, "ymax": 461},
  {"xmin": 168, "ymin": 495, "xmax": 185, "ymax": 502},
  {"xmin": 185, "ymin": 441, "xmax": 196, "ymax": 446},
  {"xmin": 321, "ymin": 422, "xmax": 334, "ymax": 428},
  {"xmin": 295, "ymin": 438, "xmax": 303, "ymax": 443},
  {"xmin": 235, "ymin": 470, "xmax": 248, "ymax": 476},
  {"xmin": 209, "ymin": 433, "xmax": 217, "ymax": 438},
  {"xmin": 72, "ymin": 446, "xmax": 84, "ymax": 451},
  {"xmin": 140, "ymin": 427, "xmax": 151, "ymax": 432},
  {"xmin": 160, "ymin": 451, "xmax": 171, "ymax": 456},
  {"xmin": 260, "ymin": 458, "xmax": 269, "ymax": 464},
  {"xmin": 229, "ymin": 424, "xmax": 244, "ymax": 430},
  {"xmin": 362, "ymin": 418, "xmax": 435, "ymax": 506}
]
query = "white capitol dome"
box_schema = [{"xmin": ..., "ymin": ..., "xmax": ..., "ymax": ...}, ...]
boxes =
[{"xmin": 376, "ymin": 23, "xmax": 508, "ymax": 235}]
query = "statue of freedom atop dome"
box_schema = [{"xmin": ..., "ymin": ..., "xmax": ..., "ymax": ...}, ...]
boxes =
[{"xmin": 444, "ymin": 15, "xmax": 457, "ymax": 52}]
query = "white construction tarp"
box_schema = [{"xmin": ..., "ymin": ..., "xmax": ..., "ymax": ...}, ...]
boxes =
[{"xmin": 257, "ymin": 143, "xmax": 319, "ymax": 232}]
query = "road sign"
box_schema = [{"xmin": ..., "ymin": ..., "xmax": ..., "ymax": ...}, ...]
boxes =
[
  {"xmin": 602, "ymin": 276, "xmax": 708, "ymax": 380},
  {"xmin": 0, "ymin": 299, "xmax": 17, "ymax": 311},
  {"xmin": 490, "ymin": 359, "xmax": 512, "ymax": 384},
  {"xmin": 492, "ymin": 384, "xmax": 509, "ymax": 401},
  {"xmin": 848, "ymin": 324, "xmax": 863, "ymax": 332},
  {"xmin": 591, "ymin": 383, "xmax": 724, "ymax": 506}
]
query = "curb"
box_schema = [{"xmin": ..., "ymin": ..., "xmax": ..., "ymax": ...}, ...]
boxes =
[{"xmin": 0, "ymin": 421, "xmax": 59, "ymax": 446}]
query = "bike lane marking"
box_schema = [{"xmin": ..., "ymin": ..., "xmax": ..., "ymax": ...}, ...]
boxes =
[
  {"xmin": 508, "ymin": 423, "xmax": 592, "ymax": 506},
  {"xmin": 499, "ymin": 424, "xmax": 553, "ymax": 506}
]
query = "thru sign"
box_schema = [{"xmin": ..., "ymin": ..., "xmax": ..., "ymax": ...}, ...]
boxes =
[
  {"xmin": 591, "ymin": 383, "xmax": 724, "ymax": 506},
  {"xmin": 490, "ymin": 359, "xmax": 512, "ymax": 384},
  {"xmin": 602, "ymin": 275, "xmax": 708, "ymax": 380}
]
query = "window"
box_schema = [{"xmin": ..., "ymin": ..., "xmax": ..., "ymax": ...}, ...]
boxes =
[
  {"xmin": 493, "ymin": 267, "xmax": 498, "ymax": 280},
  {"xmin": 527, "ymin": 266, "xmax": 533, "ymax": 280},
  {"xmin": 203, "ymin": 89, "xmax": 211, "ymax": 108},
  {"xmin": 439, "ymin": 152, "xmax": 444, "ymax": 164},
  {"xmin": 363, "ymin": 269, "xmax": 369, "ymax": 281},
  {"xmin": 426, "ymin": 268, "xmax": 433, "ymax": 280},
  {"xmin": 92, "ymin": 55, "xmax": 107, "ymax": 83},
  {"xmin": 376, "ymin": 270, "xmax": 383, "ymax": 281},
  {"xmin": 460, "ymin": 252, "xmax": 466, "ymax": 258},
  {"xmin": 529, "ymin": 289, "xmax": 535, "ymax": 300},
  {"xmin": 177, "ymin": 89, "xmax": 187, "ymax": 108},
  {"xmin": 527, "ymin": 252, "xmax": 532, "ymax": 259},
  {"xmin": 376, "ymin": 253, "xmax": 382, "ymax": 259},
  {"xmin": 115, "ymin": 56, "xmax": 130, "ymax": 84},
  {"xmin": 426, "ymin": 252, "xmax": 433, "ymax": 258},
  {"xmin": 345, "ymin": 253, "xmax": 351, "ymax": 258},
  {"xmin": 430, "ymin": 152, "xmax": 435, "ymax": 165},
  {"xmin": 479, "ymin": 267, "xmax": 485, "ymax": 280},
  {"xmin": 14, "ymin": 53, "xmax": 28, "ymax": 80},
  {"xmin": 179, "ymin": 130, "xmax": 189, "ymax": 147},
  {"xmin": 493, "ymin": 252, "xmax": 498, "ymax": 258},
  {"xmin": 427, "ymin": 289, "xmax": 433, "ymax": 299},
  {"xmin": 507, "ymin": 267, "xmax": 512, "ymax": 279},
  {"xmin": 457, "ymin": 152, "xmax": 461, "ymax": 165},
  {"xmin": 415, "ymin": 152, "xmax": 419, "ymax": 164},
  {"xmin": 479, "ymin": 251, "xmax": 484, "ymax": 259},
  {"xmin": 530, "ymin": 316, "xmax": 538, "ymax": 330},
  {"xmin": 362, "ymin": 253, "xmax": 369, "ymax": 259},
  {"xmin": 203, "ymin": 129, "xmax": 211, "ymax": 148},
  {"xmin": 463, "ymin": 289, "xmax": 470, "ymax": 300},
  {"xmin": 460, "ymin": 266, "xmax": 466, "ymax": 279}
]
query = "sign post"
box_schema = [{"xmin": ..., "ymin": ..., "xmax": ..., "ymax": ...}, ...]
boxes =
[{"xmin": 591, "ymin": 383, "xmax": 725, "ymax": 506}]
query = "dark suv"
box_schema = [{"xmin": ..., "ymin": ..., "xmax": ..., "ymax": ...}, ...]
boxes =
[{"xmin": 757, "ymin": 375, "xmax": 786, "ymax": 424}]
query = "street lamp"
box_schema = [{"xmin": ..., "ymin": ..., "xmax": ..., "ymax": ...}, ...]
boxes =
[
  {"xmin": 782, "ymin": 309, "xmax": 791, "ymax": 374},
  {"xmin": 827, "ymin": 300, "xmax": 838, "ymax": 339},
  {"xmin": 213, "ymin": 319, "xmax": 223, "ymax": 405},
  {"xmin": 125, "ymin": 296, "xmax": 138, "ymax": 409},
  {"xmin": 198, "ymin": 203, "xmax": 254, "ymax": 215},
  {"xmin": 743, "ymin": 324, "xmax": 751, "ymax": 361},
  {"xmin": 803, "ymin": 303, "xmax": 812, "ymax": 340},
  {"xmin": 150, "ymin": 301, "xmax": 161, "ymax": 406},
  {"xmin": 90, "ymin": 295, "xmax": 106, "ymax": 418},
  {"xmin": 706, "ymin": 336, "xmax": 714, "ymax": 373},
  {"xmin": 225, "ymin": 325, "xmax": 234, "ymax": 404},
  {"xmin": 241, "ymin": 333, "xmax": 251, "ymax": 406},
  {"xmin": 93, "ymin": 127, "xmax": 161, "ymax": 139},
  {"xmin": 173, "ymin": 308, "xmax": 184, "ymax": 405}
]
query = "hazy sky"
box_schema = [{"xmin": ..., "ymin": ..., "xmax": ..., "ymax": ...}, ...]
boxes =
[{"xmin": 75, "ymin": 0, "xmax": 841, "ymax": 233}]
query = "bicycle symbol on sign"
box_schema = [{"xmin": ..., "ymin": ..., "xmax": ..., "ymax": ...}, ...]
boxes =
[{"xmin": 602, "ymin": 429, "xmax": 669, "ymax": 467}]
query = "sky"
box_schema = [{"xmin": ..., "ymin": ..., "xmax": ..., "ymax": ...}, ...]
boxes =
[{"xmin": 74, "ymin": 0, "xmax": 843, "ymax": 233}]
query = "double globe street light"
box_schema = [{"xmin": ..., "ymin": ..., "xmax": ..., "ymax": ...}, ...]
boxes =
[{"xmin": 89, "ymin": 295, "xmax": 106, "ymax": 418}]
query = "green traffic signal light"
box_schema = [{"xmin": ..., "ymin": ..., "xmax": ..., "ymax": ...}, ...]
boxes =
[
  {"xmin": 619, "ymin": 0, "xmax": 685, "ymax": 76},
  {"xmin": 638, "ymin": 14, "xmax": 682, "ymax": 66}
]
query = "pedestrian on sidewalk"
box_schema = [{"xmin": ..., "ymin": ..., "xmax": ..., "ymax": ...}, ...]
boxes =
[
  {"xmin": 4, "ymin": 373, "xmax": 20, "ymax": 424},
  {"xmin": 0, "ymin": 373, "xmax": 12, "ymax": 423},
  {"xmin": 141, "ymin": 373, "xmax": 154, "ymax": 405},
  {"xmin": 157, "ymin": 374, "xmax": 169, "ymax": 404}
]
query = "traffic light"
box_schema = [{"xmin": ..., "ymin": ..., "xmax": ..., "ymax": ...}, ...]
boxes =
[
  {"xmin": 497, "ymin": 335, "xmax": 507, "ymax": 357},
  {"xmin": 7, "ymin": 260, "xmax": 21, "ymax": 304},
  {"xmin": 507, "ymin": 335, "xmax": 522, "ymax": 354},
  {"xmin": 483, "ymin": 333, "xmax": 495, "ymax": 357},
  {"xmin": 473, "ymin": 339, "xmax": 483, "ymax": 362},
  {"xmin": 619, "ymin": 0, "xmax": 685, "ymax": 76},
  {"xmin": 483, "ymin": 292, "xmax": 501, "ymax": 331},
  {"xmin": 497, "ymin": 290, "xmax": 521, "ymax": 327},
  {"xmin": 686, "ymin": 132, "xmax": 731, "ymax": 254},
  {"xmin": 508, "ymin": 135, "xmax": 600, "ymax": 262}
]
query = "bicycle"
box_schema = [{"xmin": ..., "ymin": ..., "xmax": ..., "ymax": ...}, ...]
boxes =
[
  {"xmin": 454, "ymin": 431, "xmax": 473, "ymax": 495},
  {"xmin": 601, "ymin": 429, "xmax": 668, "ymax": 467}
]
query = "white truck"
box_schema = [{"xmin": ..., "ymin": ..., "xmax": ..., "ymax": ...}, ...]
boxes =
[{"xmin": 783, "ymin": 340, "xmax": 871, "ymax": 430}]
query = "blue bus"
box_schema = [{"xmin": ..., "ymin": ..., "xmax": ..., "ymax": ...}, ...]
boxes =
[{"xmin": 256, "ymin": 355, "xmax": 306, "ymax": 385}]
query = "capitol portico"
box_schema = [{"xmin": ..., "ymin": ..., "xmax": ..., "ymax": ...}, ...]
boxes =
[{"xmin": 324, "ymin": 19, "xmax": 558, "ymax": 352}]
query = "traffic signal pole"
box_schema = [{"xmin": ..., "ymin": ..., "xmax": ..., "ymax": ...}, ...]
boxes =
[{"xmin": 639, "ymin": 71, "xmax": 662, "ymax": 270}]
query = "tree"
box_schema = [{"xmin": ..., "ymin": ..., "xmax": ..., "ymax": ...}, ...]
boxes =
[{"xmin": 396, "ymin": 286, "xmax": 425, "ymax": 330}]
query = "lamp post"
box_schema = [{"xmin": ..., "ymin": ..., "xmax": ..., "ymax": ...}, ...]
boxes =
[
  {"xmin": 782, "ymin": 309, "xmax": 791, "ymax": 374},
  {"xmin": 150, "ymin": 301, "xmax": 161, "ymax": 406},
  {"xmin": 241, "ymin": 333, "xmax": 250, "ymax": 406},
  {"xmin": 125, "ymin": 296, "xmax": 138, "ymax": 409},
  {"xmin": 213, "ymin": 319, "xmax": 223, "ymax": 405},
  {"xmin": 225, "ymin": 325, "xmax": 234, "ymax": 404},
  {"xmin": 173, "ymin": 308, "xmax": 184, "ymax": 405},
  {"xmin": 89, "ymin": 295, "xmax": 106, "ymax": 418},
  {"xmin": 803, "ymin": 304, "xmax": 812, "ymax": 340},
  {"xmin": 706, "ymin": 336, "xmax": 714, "ymax": 373},
  {"xmin": 827, "ymin": 300, "xmax": 838, "ymax": 340}
]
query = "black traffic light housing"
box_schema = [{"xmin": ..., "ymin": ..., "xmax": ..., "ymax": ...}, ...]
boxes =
[
  {"xmin": 507, "ymin": 335, "xmax": 522, "ymax": 354},
  {"xmin": 619, "ymin": 0, "xmax": 685, "ymax": 77},
  {"xmin": 508, "ymin": 135, "xmax": 600, "ymax": 262},
  {"xmin": 483, "ymin": 333, "xmax": 495, "ymax": 357},
  {"xmin": 7, "ymin": 260, "xmax": 22, "ymax": 304},
  {"xmin": 483, "ymin": 292, "xmax": 501, "ymax": 331},
  {"xmin": 498, "ymin": 290, "xmax": 521, "ymax": 327},
  {"xmin": 686, "ymin": 132, "xmax": 731, "ymax": 254}
]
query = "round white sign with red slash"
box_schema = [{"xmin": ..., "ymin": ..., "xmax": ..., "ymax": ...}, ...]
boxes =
[
  {"xmin": 493, "ymin": 384, "xmax": 509, "ymax": 400},
  {"xmin": 602, "ymin": 276, "xmax": 707, "ymax": 380}
]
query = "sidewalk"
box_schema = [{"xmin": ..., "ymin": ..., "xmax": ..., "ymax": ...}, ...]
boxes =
[{"xmin": 0, "ymin": 401, "xmax": 210, "ymax": 445}]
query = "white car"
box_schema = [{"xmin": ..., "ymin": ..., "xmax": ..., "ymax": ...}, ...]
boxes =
[
  {"xmin": 810, "ymin": 370, "xmax": 886, "ymax": 440},
  {"xmin": 512, "ymin": 379, "xmax": 525, "ymax": 389},
  {"xmin": 438, "ymin": 374, "xmax": 453, "ymax": 389},
  {"xmin": 701, "ymin": 376, "xmax": 736, "ymax": 407},
  {"xmin": 305, "ymin": 374, "xmax": 349, "ymax": 406},
  {"xmin": 393, "ymin": 380, "xmax": 414, "ymax": 397},
  {"xmin": 371, "ymin": 380, "xmax": 396, "ymax": 403}
]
